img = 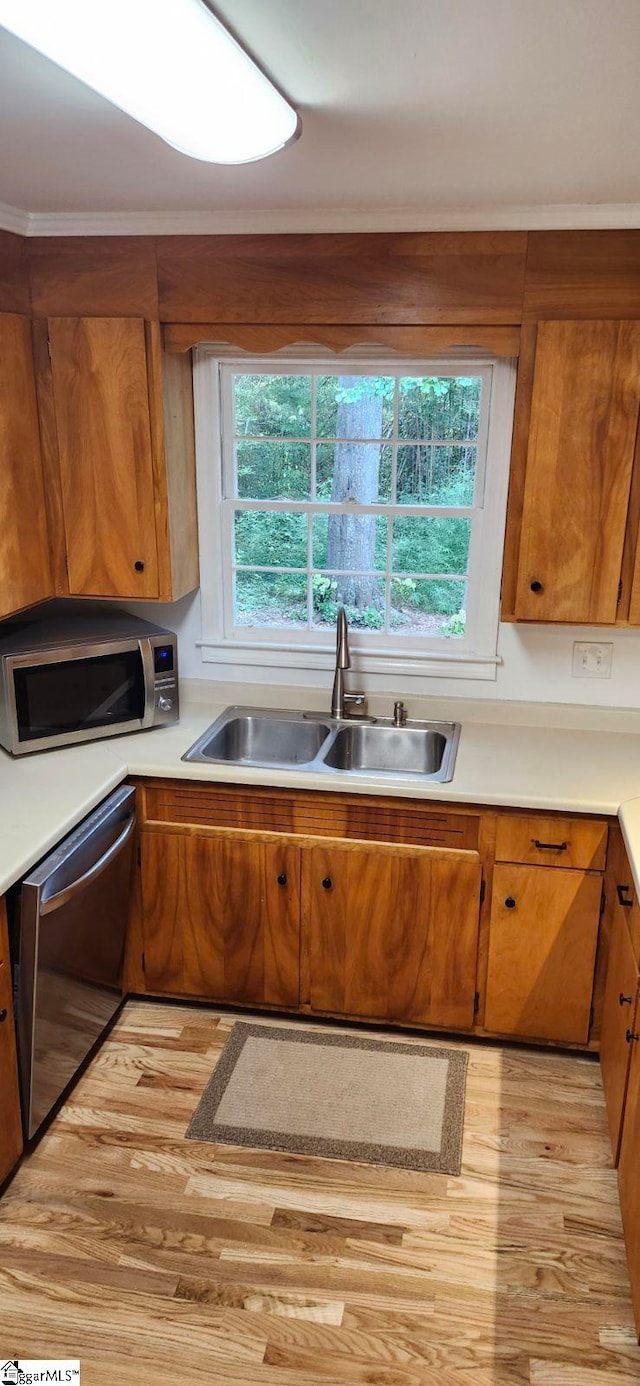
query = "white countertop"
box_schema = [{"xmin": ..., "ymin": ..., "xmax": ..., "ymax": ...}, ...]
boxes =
[{"xmin": 4, "ymin": 685, "xmax": 640, "ymax": 898}]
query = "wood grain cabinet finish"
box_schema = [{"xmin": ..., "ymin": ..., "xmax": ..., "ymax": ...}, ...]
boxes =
[
  {"xmin": 45, "ymin": 316, "xmax": 198, "ymax": 602},
  {"xmin": 484, "ymin": 864, "xmax": 602, "ymax": 1044},
  {"xmin": 618, "ymin": 1028, "xmax": 640, "ymax": 1337},
  {"xmin": 0, "ymin": 313, "xmax": 53, "ymax": 618},
  {"xmin": 513, "ymin": 320, "xmax": 640, "ymax": 624},
  {"xmin": 495, "ymin": 814, "xmax": 608, "ymax": 872},
  {"xmin": 600, "ymin": 905, "xmax": 639, "ymax": 1161},
  {"xmin": 140, "ymin": 830, "xmax": 300, "ymax": 1007},
  {"xmin": 306, "ymin": 840, "xmax": 482, "ymax": 1030},
  {"xmin": 0, "ymin": 901, "xmax": 23, "ymax": 1184}
]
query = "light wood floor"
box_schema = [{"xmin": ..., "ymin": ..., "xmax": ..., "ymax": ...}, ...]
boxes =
[{"xmin": 0, "ymin": 1000, "xmax": 639, "ymax": 1385}]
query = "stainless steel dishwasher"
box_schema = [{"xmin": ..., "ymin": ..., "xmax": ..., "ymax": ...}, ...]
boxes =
[{"xmin": 11, "ymin": 784, "xmax": 136, "ymax": 1139}]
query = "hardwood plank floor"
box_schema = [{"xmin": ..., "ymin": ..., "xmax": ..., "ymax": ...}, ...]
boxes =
[{"xmin": 0, "ymin": 1000, "xmax": 639, "ymax": 1384}]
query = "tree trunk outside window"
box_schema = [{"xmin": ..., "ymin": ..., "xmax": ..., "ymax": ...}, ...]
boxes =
[{"xmin": 327, "ymin": 377, "xmax": 383, "ymax": 608}]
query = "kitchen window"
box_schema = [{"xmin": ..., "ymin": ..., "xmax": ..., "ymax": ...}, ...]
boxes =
[{"xmin": 194, "ymin": 352, "xmax": 516, "ymax": 680}]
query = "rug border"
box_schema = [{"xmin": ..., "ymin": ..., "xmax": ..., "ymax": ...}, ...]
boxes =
[{"xmin": 185, "ymin": 1021, "xmax": 469, "ymax": 1175}]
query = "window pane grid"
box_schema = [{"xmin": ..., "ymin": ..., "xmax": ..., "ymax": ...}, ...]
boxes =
[{"xmin": 223, "ymin": 365, "xmax": 488, "ymax": 639}]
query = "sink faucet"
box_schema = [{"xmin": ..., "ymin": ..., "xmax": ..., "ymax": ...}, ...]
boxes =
[{"xmin": 331, "ymin": 606, "xmax": 368, "ymax": 720}]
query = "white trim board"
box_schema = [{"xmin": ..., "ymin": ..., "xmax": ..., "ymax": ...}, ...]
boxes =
[{"xmin": 2, "ymin": 200, "xmax": 640, "ymax": 237}]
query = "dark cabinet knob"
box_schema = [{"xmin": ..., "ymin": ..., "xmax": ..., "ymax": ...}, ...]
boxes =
[
  {"xmin": 504, "ymin": 896, "xmax": 516, "ymax": 909},
  {"xmin": 0, "ymin": 1008, "xmax": 6, "ymax": 1023},
  {"xmin": 530, "ymin": 580, "xmax": 544, "ymax": 594},
  {"xmin": 134, "ymin": 560, "xmax": 145, "ymax": 572},
  {"xmin": 322, "ymin": 877, "xmax": 332, "ymax": 890},
  {"xmin": 277, "ymin": 873, "xmax": 287, "ymax": 886},
  {"xmin": 627, "ymin": 1029, "xmax": 639, "ymax": 1043},
  {"xmin": 620, "ymin": 993, "xmax": 633, "ymax": 1006}
]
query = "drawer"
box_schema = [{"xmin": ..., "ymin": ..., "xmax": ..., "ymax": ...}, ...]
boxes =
[
  {"xmin": 495, "ymin": 814, "xmax": 607, "ymax": 871},
  {"xmin": 611, "ymin": 864, "xmax": 640, "ymax": 967}
]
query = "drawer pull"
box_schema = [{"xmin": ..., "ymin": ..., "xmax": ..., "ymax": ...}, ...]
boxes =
[
  {"xmin": 0, "ymin": 1008, "xmax": 6, "ymax": 1023},
  {"xmin": 532, "ymin": 839, "xmax": 568, "ymax": 853},
  {"xmin": 627, "ymin": 1029, "xmax": 639, "ymax": 1044},
  {"xmin": 620, "ymin": 993, "xmax": 633, "ymax": 1006},
  {"xmin": 504, "ymin": 896, "xmax": 517, "ymax": 910},
  {"xmin": 617, "ymin": 884, "xmax": 634, "ymax": 908}
]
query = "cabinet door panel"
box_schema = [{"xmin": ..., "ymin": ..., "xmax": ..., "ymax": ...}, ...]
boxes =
[
  {"xmin": 0, "ymin": 903, "xmax": 23, "ymax": 1183},
  {"xmin": 48, "ymin": 317, "xmax": 160, "ymax": 598},
  {"xmin": 484, "ymin": 864, "xmax": 601, "ymax": 1043},
  {"xmin": 0, "ymin": 313, "xmax": 52, "ymax": 617},
  {"xmin": 141, "ymin": 831, "xmax": 300, "ymax": 1006},
  {"xmin": 600, "ymin": 910, "xmax": 639, "ymax": 1161},
  {"xmin": 307, "ymin": 842, "xmax": 481, "ymax": 1030},
  {"xmin": 514, "ymin": 320, "xmax": 640, "ymax": 623},
  {"xmin": 618, "ymin": 1034, "xmax": 640, "ymax": 1337}
]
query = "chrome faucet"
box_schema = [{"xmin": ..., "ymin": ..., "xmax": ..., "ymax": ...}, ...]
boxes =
[{"xmin": 330, "ymin": 605, "xmax": 368, "ymax": 720}]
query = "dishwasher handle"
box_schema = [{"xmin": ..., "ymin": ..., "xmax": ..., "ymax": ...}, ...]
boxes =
[{"xmin": 40, "ymin": 814, "xmax": 136, "ymax": 916}]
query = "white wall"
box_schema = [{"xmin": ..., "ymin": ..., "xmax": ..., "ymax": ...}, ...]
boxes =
[{"xmin": 123, "ymin": 590, "xmax": 640, "ymax": 710}]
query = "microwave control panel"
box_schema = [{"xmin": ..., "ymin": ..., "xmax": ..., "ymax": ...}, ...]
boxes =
[{"xmin": 151, "ymin": 639, "xmax": 179, "ymax": 725}]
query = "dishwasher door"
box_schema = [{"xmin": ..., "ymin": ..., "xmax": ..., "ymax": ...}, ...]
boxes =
[{"xmin": 15, "ymin": 784, "xmax": 136, "ymax": 1139}]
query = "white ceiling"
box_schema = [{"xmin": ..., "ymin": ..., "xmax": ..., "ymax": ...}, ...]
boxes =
[{"xmin": 1, "ymin": 0, "xmax": 640, "ymax": 234}]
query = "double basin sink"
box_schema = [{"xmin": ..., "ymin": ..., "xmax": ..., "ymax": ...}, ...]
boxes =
[{"xmin": 183, "ymin": 707, "xmax": 460, "ymax": 783}]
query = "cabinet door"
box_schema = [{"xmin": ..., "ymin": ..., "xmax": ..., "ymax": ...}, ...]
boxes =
[
  {"xmin": 484, "ymin": 864, "xmax": 602, "ymax": 1043},
  {"xmin": 514, "ymin": 320, "xmax": 640, "ymax": 623},
  {"xmin": 0, "ymin": 313, "xmax": 52, "ymax": 618},
  {"xmin": 618, "ymin": 1031, "xmax": 640, "ymax": 1337},
  {"xmin": 306, "ymin": 841, "xmax": 481, "ymax": 1030},
  {"xmin": 141, "ymin": 830, "xmax": 300, "ymax": 1007},
  {"xmin": 600, "ymin": 909, "xmax": 639, "ymax": 1161},
  {"xmin": 48, "ymin": 317, "xmax": 160, "ymax": 598},
  {"xmin": 0, "ymin": 902, "xmax": 22, "ymax": 1184}
]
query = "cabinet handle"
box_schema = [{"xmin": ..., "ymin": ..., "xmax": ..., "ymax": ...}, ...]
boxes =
[
  {"xmin": 627, "ymin": 1029, "xmax": 639, "ymax": 1043},
  {"xmin": 617, "ymin": 884, "xmax": 634, "ymax": 908},
  {"xmin": 504, "ymin": 896, "xmax": 516, "ymax": 909},
  {"xmin": 134, "ymin": 560, "xmax": 145, "ymax": 572},
  {"xmin": 0, "ymin": 1008, "xmax": 6, "ymax": 1023},
  {"xmin": 277, "ymin": 873, "xmax": 287, "ymax": 886},
  {"xmin": 532, "ymin": 839, "xmax": 568, "ymax": 853},
  {"xmin": 322, "ymin": 877, "xmax": 332, "ymax": 890},
  {"xmin": 620, "ymin": 993, "xmax": 633, "ymax": 1006},
  {"xmin": 530, "ymin": 580, "xmax": 544, "ymax": 594}
]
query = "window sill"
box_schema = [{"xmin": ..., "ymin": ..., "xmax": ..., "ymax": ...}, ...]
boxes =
[{"xmin": 197, "ymin": 637, "xmax": 501, "ymax": 681}]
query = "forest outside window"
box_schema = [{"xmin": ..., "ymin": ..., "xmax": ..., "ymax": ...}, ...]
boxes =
[{"xmin": 196, "ymin": 354, "xmax": 516, "ymax": 677}]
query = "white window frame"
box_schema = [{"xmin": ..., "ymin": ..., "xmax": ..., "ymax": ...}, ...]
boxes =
[{"xmin": 193, "ymin": 349, "xmax": 516, "ymax": 681}]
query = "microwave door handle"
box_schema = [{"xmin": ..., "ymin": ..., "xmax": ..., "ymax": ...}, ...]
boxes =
[{"xmin": 39, "ymin": 815, "xmax": 136, "ymax": 916}]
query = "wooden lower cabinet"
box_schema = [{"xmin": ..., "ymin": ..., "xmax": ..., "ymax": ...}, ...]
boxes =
[
  {"xmin": 484, "ymin": 864, "xmax": 602, "ymax": 1044},
  {"xmin": 600, "ymin": 906, "xmax": 640, "ymax": 1160},
  {"xmin": 0, "ymin": 902, "xmax": 22, "ymax": 1184},
  {"xmin": 618, "ymin": 1032, "xmax": 640, "ymax": 1336},
  {"xmin": 140, "ymin": 830, "xmax": 300, "ymax": 1007},
  {"xmin": 306, "ymin": 840, "xmax": 482, "ymax": 1029}
]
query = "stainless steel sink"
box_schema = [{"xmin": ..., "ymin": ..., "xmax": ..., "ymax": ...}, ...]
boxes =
[
  {"xmin": 185, "ymin": 710, "xmax": 333, "ymax": 767},
  {"xmin": 322, "ymin": 723, "xmax": 449, "ymax": 777},
  {"xmin": 182, "ymin": 707, "xmax": 460, "ymax": 783}
]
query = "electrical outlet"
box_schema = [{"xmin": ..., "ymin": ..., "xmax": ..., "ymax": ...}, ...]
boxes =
[{"xmin": 571, "ymin": 641, "xmax": 614, "ymax": 679}]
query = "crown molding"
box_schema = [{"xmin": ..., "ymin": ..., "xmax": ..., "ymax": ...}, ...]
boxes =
[
  {"xmin": 1, "ymin": 199, "xmax": 640, "ymax": 237},
  {"xmin": 0, "ymin": 200, "xmax": 30, "ymax": 235}
]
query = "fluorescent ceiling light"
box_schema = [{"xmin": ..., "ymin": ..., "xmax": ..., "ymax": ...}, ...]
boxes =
[{"xmin": 0, "ymin": 0, "xmax": 300, "ymax": 163}]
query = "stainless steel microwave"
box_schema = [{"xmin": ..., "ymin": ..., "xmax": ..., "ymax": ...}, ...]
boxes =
[{"xmin": 0, "ymin": 611, "xmax": 178, "ymax": 755}]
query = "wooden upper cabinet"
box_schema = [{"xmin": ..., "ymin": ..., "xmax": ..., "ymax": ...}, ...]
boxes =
[
  {"xmin": 512, "ymin": 320, "xmax": 640, "ymax": 623},
  {"xmin": 0, "ymin": 313, "xmax": 53, "ymax": 619},
  {"xmin": 306, "ymin": 840, "xmax": 482, "ymax": 1030},
  {"xmin": 484, "ymin": 864, "xmax": 602, "ymax": 1044},
  {"xmin": 45, "ymin": 316, "xmax": 198, "ymax": 602}
]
